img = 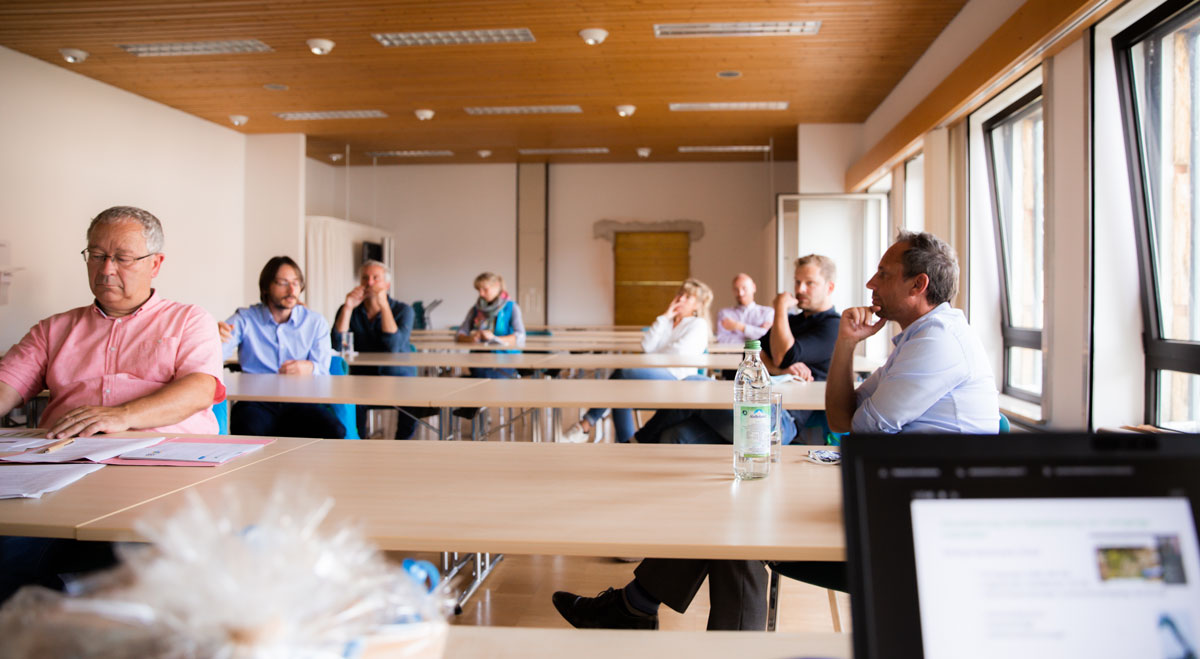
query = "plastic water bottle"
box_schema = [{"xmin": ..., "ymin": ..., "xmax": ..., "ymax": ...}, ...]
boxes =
[{"xmin": 733, "ymin": 339, "xmax": 771, "ymax": 480}]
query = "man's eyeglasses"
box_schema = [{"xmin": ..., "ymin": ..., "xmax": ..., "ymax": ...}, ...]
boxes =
[
  {"xmin": 81, "ymin": 249, "xmax": 156, "ymax": 267},
  {"xmin": 272, "ymin": 279, "xmax": 303, "ymax": 288}
]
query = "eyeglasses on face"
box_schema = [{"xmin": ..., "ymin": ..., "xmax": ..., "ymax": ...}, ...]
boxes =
[
  {"xmin": 272, "ymin": 279, "xmax": 303, "ymax": 289},
  {"xmin": 81, "ymin": 249, "xmax": 156, "ymax": 267}
]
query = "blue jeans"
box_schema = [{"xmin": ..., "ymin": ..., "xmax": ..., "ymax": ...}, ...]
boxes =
[
  {"xmin": 638, "ymin": 407, "xmax": 808, "ymax": 445},
  {"xmin": 231, "ymin": 401, "xmax": 345, "ymax": 439},
  {"xmin": 583, "ymin": 368, "xmax": 677, "ymax": 443}
]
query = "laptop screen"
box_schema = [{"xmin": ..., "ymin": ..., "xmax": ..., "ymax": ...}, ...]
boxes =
[{"xmin": 842, "ymin": 433, "xmax": 1200, "ymax": 659}]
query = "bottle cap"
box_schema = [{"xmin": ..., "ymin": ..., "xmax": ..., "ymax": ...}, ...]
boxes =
[{"xmin": 744, "ymin": 340, "xmax": 761, "ymax": 350}]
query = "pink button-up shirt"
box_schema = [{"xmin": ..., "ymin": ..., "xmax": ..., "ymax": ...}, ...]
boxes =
[{"xmin": 0, "ymin": 291, "xmax": 225, "ymax": 434}]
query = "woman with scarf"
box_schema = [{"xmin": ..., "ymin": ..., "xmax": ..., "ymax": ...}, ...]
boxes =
[{"xmin": 455, "ymin": 271, "xmax": 526, "ymax": 379}]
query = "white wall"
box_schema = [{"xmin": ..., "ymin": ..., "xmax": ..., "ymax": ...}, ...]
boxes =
[
  {"xmin": 306, "ymin": 157, "xmax": 342, "ymax": 220},
  {"xmin": 547, "ymin": 161, "xmax": 796, "ymax": 326},
  {"xmin": 798, "ymin": 124, "xmax": 863, "ymax": 194},
  {"xmin": 244, "ymin": 134, "xmax": 306, "ymax": 306},
  {"xmin": 862, "ymin": 0, "xmax": 1026, "ymax": 148},
  {"xmin": 0, "ymin": 46, "xmax": 246, "ymax": 350},
  {"xmin": 318, "ymin": 164, "xmax": 518, "ymax": 328}
]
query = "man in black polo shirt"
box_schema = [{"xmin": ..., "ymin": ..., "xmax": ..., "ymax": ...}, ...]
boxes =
[{"xmin": 634, "ymin": 254, "xmax": 840, "ymax": 445}]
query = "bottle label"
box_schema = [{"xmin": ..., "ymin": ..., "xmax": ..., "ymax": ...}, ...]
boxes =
[{"xmin": 734, "ymin": 403, "xmax": 770, "ymax": 457}]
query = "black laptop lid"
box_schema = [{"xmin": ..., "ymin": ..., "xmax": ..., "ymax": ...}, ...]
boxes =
[{"xmin": 842, "ymin": 433, "xmax": 1200, "ymax": 659}]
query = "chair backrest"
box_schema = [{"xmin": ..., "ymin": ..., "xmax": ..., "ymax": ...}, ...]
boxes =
[
  {"xmin": 328, "ymin": 355, "xmax": 360, "ymax": 439},
  {"xmin": 212, "ymin": 399, "xmax": 229, "ymax": 435},
  {"xmin": 998, "ymin": 412, "xmax": 1011, "ymax": 433}
]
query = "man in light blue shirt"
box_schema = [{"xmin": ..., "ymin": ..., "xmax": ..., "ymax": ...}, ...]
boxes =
[
  {"xmin": 218, "ymin": 256, "xmax": 343, "ymax": 438},
  {"xmin": 826, "ymin": 231, "xmax": 998, "ymax": 434}
]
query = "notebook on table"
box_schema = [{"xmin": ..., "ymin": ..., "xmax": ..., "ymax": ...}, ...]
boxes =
[{"xmin": 841, "ymin": 432, "xmax": 1200, "ymax": 659}]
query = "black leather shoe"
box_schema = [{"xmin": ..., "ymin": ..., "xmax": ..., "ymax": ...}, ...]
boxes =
[{"xmin": 552, "ymin": 588, "xmax": 658, "ymax": 630}]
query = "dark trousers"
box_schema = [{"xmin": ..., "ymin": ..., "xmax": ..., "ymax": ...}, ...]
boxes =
[
  {"xmin": 0, "ymin": 536, "xmax": 118, "ymax": 604},
  {"xmin": 231, "ymin": 401, "xmax": 345, "ymax": 439},
  {"xmin": 355, "ymin": 405, "xmax": 439, "ymax": 440},
  {"xmin": 634, "ymin": 558, "xmax": 769, "ymax": 630}
]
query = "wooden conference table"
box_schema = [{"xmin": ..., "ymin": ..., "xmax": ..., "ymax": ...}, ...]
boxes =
[
  {"xmin": 76, "ymin": 441, "xmax": 845, "ymax": 562},
  {"xmin": 222, "ymin": 373, "xmax": 826, "ymax": 411},
  {"xmin": 0, "ymin": 436, "xmax": 320, "ymax": 538},
  {"xmin": 349, "ymin": 350, "xmax": 880, "ymax": 373},
  {"xmin": 433, "ymin": 627, "xmax": 850, "ymax": 658}
]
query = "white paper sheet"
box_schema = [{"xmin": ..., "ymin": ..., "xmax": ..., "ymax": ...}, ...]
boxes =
[
  {"xmin": 0, "ymin": 437, "xmax": 165, "ymax": 463},
  {"xmin": 118, "ymin": 442, "xmax": 265, "ymax": 463},
  {"xmin": 0, "ymin": 463, "xmax": 106, "ymax": 498}
]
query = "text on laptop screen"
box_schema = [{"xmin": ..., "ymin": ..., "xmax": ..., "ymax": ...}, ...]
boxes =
[{"xmin": 911, "ymin": 497, "xmax": 1200, "ymax": 659}]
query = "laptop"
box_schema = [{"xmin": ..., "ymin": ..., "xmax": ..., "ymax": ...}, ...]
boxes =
[{"xmin": 841, "ymin": 433, "xmax": 1200, "ymax": 659}]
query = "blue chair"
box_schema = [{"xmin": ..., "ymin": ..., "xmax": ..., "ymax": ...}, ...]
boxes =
[
  {"xmin": 329, "ymin": 355, "xmax": 360, "ymax": 440},
  {"xmin": 212, "ymin": 399, "xmax": 229, "ymax": 435},
  {"xmin": 999, "ymin": 412, "xmax": 1011, "ymax": 433}
]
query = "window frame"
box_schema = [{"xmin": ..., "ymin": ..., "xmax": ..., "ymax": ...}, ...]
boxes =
[
  {"xmin": 1113, "ymin": 0, "xmax": 1200, "ymax": 426},
  {"xmin": 982, "ymin": 86, "xmax": 1046, "ymax": 403}
]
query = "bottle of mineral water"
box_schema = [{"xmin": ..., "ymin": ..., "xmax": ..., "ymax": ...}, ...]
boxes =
[{"xmin": 733, "ymin": 339, "xmax": 771, "ymax": 480}]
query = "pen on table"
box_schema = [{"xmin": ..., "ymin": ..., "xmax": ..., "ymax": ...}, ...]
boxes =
[{"xmin": 38, "ymin": 437, "xmax": 76, "ymax": 454}]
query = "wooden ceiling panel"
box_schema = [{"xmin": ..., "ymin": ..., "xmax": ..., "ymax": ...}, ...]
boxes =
[{"xmin": 0, "ymin": 0, "xmax": 968, "ymax": 163}]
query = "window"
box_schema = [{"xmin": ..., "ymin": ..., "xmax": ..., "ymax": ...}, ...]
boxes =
[
  {"xmin": 983, "ymin": 89, "xmax": 1045, "ymax": 402},
  {"xmin": 1115, "ymin": 0, "xmax": 1200, "ymax": 431}
]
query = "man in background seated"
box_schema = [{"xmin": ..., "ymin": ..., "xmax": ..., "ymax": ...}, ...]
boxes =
[
  {"xmin": 331, "ymin": 259, "xmax": 434, "ymax": 439},
  {"xmin": 553, "ymin": 234, "xmax": 998, "ymax": 631},
  {"xmin": 219, "ymin": 256, "xmax": 343, "ymax": 438},
  {"xmin": 0, "ymin": 205, "xmax": 224, "ymax": 603},
  {"xmin": 714, "ymin": 273, "xmax": 773, "ymax": 345},
  {"xmin": 634, "ymin": 254, "xmax": 840, "ymax": 446}
]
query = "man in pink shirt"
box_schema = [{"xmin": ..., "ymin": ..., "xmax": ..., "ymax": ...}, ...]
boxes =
[{"xmin": 0, "ymin": 206, "xmax": 224, "ymax": 438}]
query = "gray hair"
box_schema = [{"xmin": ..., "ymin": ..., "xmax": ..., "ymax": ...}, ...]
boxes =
[
  {"xmin": 358, "ymin": 258, "xmax": 392, "ymax": 283},
  {"xmin": 87, "ymin": 206, "xmax": 164, "ymax": 254},
  {"xmin": 895, "ymin": 230, "xmax": 959, "ymax": 306}
]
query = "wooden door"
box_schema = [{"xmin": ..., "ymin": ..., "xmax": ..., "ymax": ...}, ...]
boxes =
[{"xmin": 614, "ymin": 232, "xmax": 689, "ymax": 326}]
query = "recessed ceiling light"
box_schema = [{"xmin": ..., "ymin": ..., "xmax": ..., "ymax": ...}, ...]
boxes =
[
  {"xmin": 636, "ymin": 147, "xmax": 651, "ymax": 158},
  {"xmin": 579, "ymin": 28, "xmax": 608, "ymax": 45},
  {"xmin": 329, "ymin": 153, "xmax": 343, "ymax": 162},
  {"xmin": 59, "ymin": 48, "xmax": 88, "ymax": 63},
  {"xmin": 654, "ymin": 21, "xmax": 820, "ymax": 38},
  {"xmin": 615, "ymin": 104, "xmax": 636, "ymax": 117},
  {"xmin": 477, "ymin": 149, "xmax": 493, "ymax": 158},
  {"xmin": 365, "ymin": 150, "xmax": 455, "ymax": 158},
  {"xmin": 716, "ymin": 70, "xmax": 742, "ymax": 79},
  {"xmin": 228, "ymin": 114, "xmax": 248, "ymax": 126},
  {"xmin": 678, "ymin": 145, "xmax": 772, "ymax": 153},
  {"xmin": 119, "ymin": 39, "xmax": 272, "ymax": 57},
  {"xmin": 518, "ymin": 147, "xmax": 609, "ymax": 155},
  {"xmin": 263, "ymin": 83, "xmax": 289, "ymax": 91},
  {"xmin": 275, "ymin": 110, "xmax": 387, "ymax": 120},
  {"xmin": 414, "ymin": 109, "xmax": 435, "ymax": 120},
  {"xmin": 306, "ymin": 38, "xmax": 335, "ymax": 55},
  {"xmin": 669, "ymin": 102, "xmax": 788, "ymax": 111},
  {"xmin": 465, "ymin": 105, "xmax": 582, "ymax": 115},
  {"xmin": 373, "ymin": 28, "xmax": 535, "ymax": 47}
]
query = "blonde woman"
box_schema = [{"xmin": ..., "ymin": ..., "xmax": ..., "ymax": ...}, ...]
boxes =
[{"xmin": 562, "ymin": 278, "xmax": 713, "ymax": 443}]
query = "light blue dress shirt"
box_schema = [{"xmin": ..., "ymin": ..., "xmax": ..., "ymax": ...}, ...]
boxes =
[
  {"xmin": 852, "ymin": 302, "xmax": 999, "ymax": 434},
  {"xmin": 221, "ymin": 304, "xmax": 333, "ymax": 375}
]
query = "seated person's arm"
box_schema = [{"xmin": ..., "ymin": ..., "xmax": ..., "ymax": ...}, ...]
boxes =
[
  {"xmin": 849, "ymin": 330, "xmax": 969, "ymax": 434},
  {"xmin": 334, "ymin": 286, "xmax": 366, "ymax": 335},
  {"xmin": 284, "ymin": 315, "xmax": 333, "ymax": 375},
  {"xmin": 741, "ymin": 308, "xmax": 773, "ymax": 341},
  {"xmin": 381, "ymin": 302, "xmax": 413, "ymax": 352},
  {"xmin": 47, "ymin": 372, "xmax": 218, "ymax": 439},
  {"xmin": 377, "ymin": 291, "xmax": 399, "ymax": 336},
  {"xmin": 498, "ymin": 303, "xmax": 526, "ymax": 347},
  {"xmin": 0, "ymin": 380, "xmax": 24, "ymax": 419},
  {"xmin": 768, "ymin": 292, "xmax": 796, "ymax": 368},
  {"xmin": 826, "ymin": 307, "xmax": 886, "ymax": 433}
]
